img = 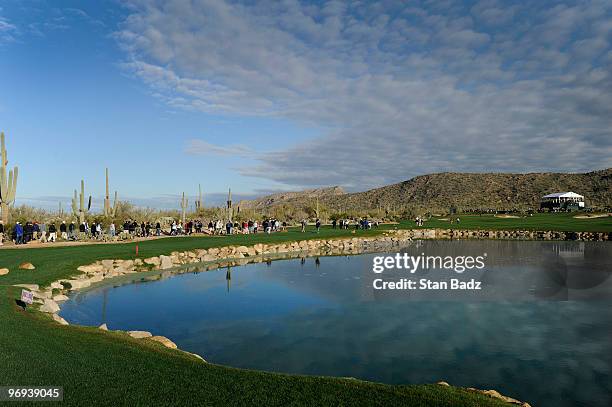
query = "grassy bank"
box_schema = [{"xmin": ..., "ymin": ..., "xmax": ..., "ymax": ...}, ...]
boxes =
[
  {"xmin": 0, "ymin": 227, "xmax": 511, "ymax": 406},
  {"xmin": 411, "ymin": 212, "xmax": 612, "ymax": 232}
]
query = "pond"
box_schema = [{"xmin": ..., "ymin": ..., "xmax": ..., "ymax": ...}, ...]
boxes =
[{"xmin": 59, "ymin": 240, "xmax": 612, "ymax": 407}]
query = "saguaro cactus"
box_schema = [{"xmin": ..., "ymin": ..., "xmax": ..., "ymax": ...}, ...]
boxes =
[
  {"xmin": 103, "ymin": 168, "xmax": 118, "ymax": 218},
  {"xmin": 72, "ymin": 179, "xmax": 91, "ymax": 224},
  {"xmin": 0, "ymin": 132, "xmax": 18, "ymax": 224},
  {"xmin": 195, "ymin": 184, "xmax": 203, "ymax": 211},
  {"xmin": 180, "ymin": 192, "xmax": 188, "ymax": 224},
  {"xmin": 226, "ymin": 188, "xmax": 233, "ymax": 221}
]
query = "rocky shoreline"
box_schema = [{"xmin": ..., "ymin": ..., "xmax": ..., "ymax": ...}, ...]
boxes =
[{"xmin": 16, "ymin": 227, "xmax": 611, "ymax": 328}]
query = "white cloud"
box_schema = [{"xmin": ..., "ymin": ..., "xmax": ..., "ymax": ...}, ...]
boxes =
[
  {"xmin": 0, "ymin": 15, "xmax": 17, "ymax": 43},
  {"xmin": 116, "ymin": 0, "xmax": 612, "ymax": 190}
]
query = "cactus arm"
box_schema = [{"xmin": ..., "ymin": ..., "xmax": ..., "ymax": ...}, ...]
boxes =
[
  {"xmin": 71, "ymin": 189, "xmax": 78, "ymax": 215},
  {"xmin": 112, "ymin": 191, "xmax": 118, "ymax": 216},
  {"xmin": 9, "ymin": 167, "xmax": 17, "ymax": 202},
  {"xmin": 0, "ymin": 166, "xmax": 6, "ymax": 201},
  {"xmin": 87, "ymin": 196, "xmax": 92, "ymax": 211}
]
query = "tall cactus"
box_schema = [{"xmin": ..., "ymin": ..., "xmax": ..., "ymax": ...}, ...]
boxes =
[
  {"xmin": 180, "ymin": 192, "xmax": 188, "ymax": 224},
  {"xmin": 195, "ymin": 184, "xmax": 203, "ymax": 211},
  {"xmin": 0, "ymin": 132, "xmax": 18, "ymax": 224},
  {"xmin": 103, "ymin": 168, "xmax": 118, "ymax": 218},
  {"xmin": 72, "ymin": 179, "xmax": 91, "ymax": 224},
  {"xmin": 226, "ymin": 188, "xmax": 233, "ymax": 221}
]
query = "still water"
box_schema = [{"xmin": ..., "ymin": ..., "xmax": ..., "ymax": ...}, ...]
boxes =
[{"xmin": 60, "ymin": 240, "xmax": 612, "ymax": 407}]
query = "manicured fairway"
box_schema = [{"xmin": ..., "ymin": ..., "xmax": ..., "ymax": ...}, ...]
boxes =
[
  {"xmin": 0, "ymin": 228, "xmax": 510, "ymax": 406},
  {"xmin": 410, "ymin": 212, "xmax": 612, "ymax": 232}
]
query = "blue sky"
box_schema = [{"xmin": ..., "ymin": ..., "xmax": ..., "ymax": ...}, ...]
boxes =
[{"xmin": 1, "ymin": 0, "xmax": 611, "ymax": 209}]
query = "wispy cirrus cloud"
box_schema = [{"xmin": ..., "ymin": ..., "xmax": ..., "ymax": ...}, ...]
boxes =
[
  {"xmin": 116, "ymin": 0, "xmax": 612, "ymax": 190},
  {"xmin": 185, "ymin": 139, "xmax": 255, "ymax": 158},
  {"xmin": 0, "ymin": 15, "xmax": 17, "ymax": 43}
]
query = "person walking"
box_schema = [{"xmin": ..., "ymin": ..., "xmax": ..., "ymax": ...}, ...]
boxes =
[
  {"xmin": 15, "ymin": 222, "xmax": 24, "ymax": 244},
  {"xmin": 60, "ymin": 221, "xmax": 68, "ymax": 240},
  {"xmin": 156, "ymin": 221, "xmax": 161, "ymax": 236},
  {"xmin": 315, "ymin": 218, "xmax": 321, "ymax": 233},
  {"xmin": 109, "ymin": 222, "xmax": 116, "ymax": 237},
  {"xmin": 39, "ymin": 222, "xmax": 47, "ymax": 243},
  {"xmin": 301, "ymin": 219, "xmax": 307, "ymax": 233},
  {"xmin": 0, "ymin": 220, "xmax": 4, "ymax": 245}
]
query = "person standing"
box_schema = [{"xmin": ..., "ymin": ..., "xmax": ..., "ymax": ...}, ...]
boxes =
[
  {"xmin": 69, "ymin": 222, "xmax": 75, "ymax": 240},
  {"xmin": 226, "ymin": 220, "xmax": 233, "ymax": 235},
  {"xmin": 48, "ymin": 223, "xmax": 57, "ymax": 242},
  {"xmin": 109, "ymin": 222, "xmax": 116, "ymax": 237},
  {"xmin": 0, "ymin": 220, "xmax": 4, "ymax": 245},
  {"xmin": 33, "ymin": 222, "xmax": 40, "ymax": 240},
  {"xmin": 156, "ymin": 221, "xmax": 161, "ymax": 236},
  {"xmin": 301, "ymin": 219, "xmax": 307, "ymax": 233},
  {"xmin": 315, "ymin": 218, "xmax": 321, "ymax": 233},
  {"xmin": 15, "ymin": 222, "xmax": 24, "ymax": 244},
  {"xmin": 60, "ymin": 221, "xmax": 68, "ymax": 240}
]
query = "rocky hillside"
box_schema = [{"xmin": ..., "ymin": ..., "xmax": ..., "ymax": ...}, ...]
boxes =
[
  {"xmin": 239, "ymin": 186, "xmax": 346, "ymax": 210},
  {"xmin": 240, "ymin": 168, "xmax": 612, "ymax": 212},
  {"xmin": 328, "ymin": 168, "xmax": 612, "ymax": 211}
]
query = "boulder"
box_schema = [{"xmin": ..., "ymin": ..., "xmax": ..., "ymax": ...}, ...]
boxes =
[
  {"xmin": 50, "ymin": 282, "xmax": 63, "ymax": 289},
  {"xmin": 52, "ymin": 313, "xmax": 69, "ymax": 325},
  {"xmin": 98, "ymin": 323, "xmax": 108, "ymax": 331},
  {"xmin": 53, "ymin": 294, "xmax": 69, "ymax": 302},
  {"xmin": 64, "ymin": 279, "xmax": 91, "ymax": 290},
  {"xmin": 128, "ymin": 330, "xmax": 152, "ymax": 339},
  {"xmin": 188, "ymin": 352, "xmax": 207, "ymax": 362},
  {"xmin": 436, "ymin": 381, "xmax": 450, "ymax": 386},
  {"xmin": 0, "ymin": 268, "xmax": 9, "ymax": 276},
  {"xmin": 18, "ymin": 262, "xmax": 35, "ymax": 270},
  {"xmin": 88, "ymin": 274, "xmax": 104, "ymax": 284},
  {"xmin": 159, "ymin": 255, "xmax": 173, "ymax": 270},
  {"xmin": 39, "ymin": 299, "xmax": 60, "ymax": 313},
  {"xmin": 148, "ymin": 335, "xmax": 178, "ymax": 349},
  {"xmin": 201, "ymin": 254, "xmax": 216, "ymax": 262},
  {"xmin": 77, "ymin": 264, "xmax": 104, "ymax": 274}
]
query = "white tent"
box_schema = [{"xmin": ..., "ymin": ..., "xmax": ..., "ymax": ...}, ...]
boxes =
[
  {"xmin": 542, "ymin": 192, "xmax": 584, "ymax": 199},
  {"xmin": 541, "ymin": 191, "xmax": 585, "ymax": 208}
]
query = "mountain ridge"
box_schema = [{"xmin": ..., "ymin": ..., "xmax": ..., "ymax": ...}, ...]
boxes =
[{"xmin": 238, "ymin": 168, "xmax": 612, "ymax": 212}]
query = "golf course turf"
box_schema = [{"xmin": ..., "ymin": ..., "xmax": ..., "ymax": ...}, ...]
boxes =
[{"xmin": 2, "ymin": 215, "xmax": 610, "ymax": 406}]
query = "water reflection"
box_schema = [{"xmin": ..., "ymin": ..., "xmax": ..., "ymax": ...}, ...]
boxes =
[{"xmin": 60, "ymin": 240, "xmax": 612, "ymax": 407}]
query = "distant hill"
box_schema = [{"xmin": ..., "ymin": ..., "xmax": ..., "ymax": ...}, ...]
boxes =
[
  {"xmin": 239, "ymin": 186, "xmax": 346, "ymax": 210},
  {"xmin": 325, "ymin": 168, "xmax": 612, "ymax": 211},
  {"xmin": 238, "ymin": 169, "xmax": 612, "ymax": 213}
]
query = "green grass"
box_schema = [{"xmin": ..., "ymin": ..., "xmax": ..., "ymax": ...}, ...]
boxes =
[
  {"xmin": 0, "ymin": 227, "xmax": 510, "ymax": 406},
  {"xmin": 408, "ymin": 212, "xmax": 612, "ymax": 232}
]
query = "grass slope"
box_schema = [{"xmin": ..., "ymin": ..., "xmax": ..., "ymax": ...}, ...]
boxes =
[{"xmin": 0, "ymin": 227, "xmax": 509, "ymax": 406}]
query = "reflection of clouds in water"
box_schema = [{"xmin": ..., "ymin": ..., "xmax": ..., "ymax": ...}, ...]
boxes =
[{"xmin": 190, "ymin": 301, "xmax": 611, "ymax": 407}]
